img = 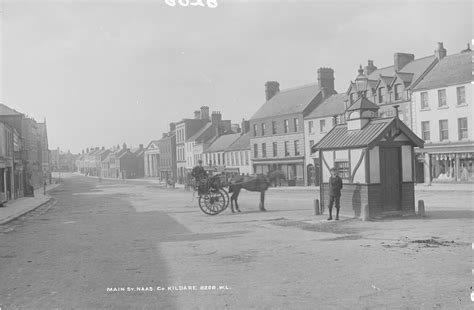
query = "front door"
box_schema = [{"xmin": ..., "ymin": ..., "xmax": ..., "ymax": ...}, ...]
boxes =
[{"xmin": 380, "ymin": 147, "xmax": 401, "ymax": 211}]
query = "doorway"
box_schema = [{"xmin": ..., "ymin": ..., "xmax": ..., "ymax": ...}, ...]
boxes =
[{"xmin": 379, "ymin": 147, "xmax": 401, "ymax": 211}]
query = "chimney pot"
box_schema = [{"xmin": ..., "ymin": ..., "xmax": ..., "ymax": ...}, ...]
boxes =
[
  {"xmin": 200, "ymin": 106, "xmax": 210, "ymax": 120},
  {"xmin": 265, "ymin": 81, "xmax": 280, "ymax": 101},
  {"xmin": 435, "ymin": 42, "xmax": 447, "ymax": 60},
  {"xmin": 394, "ymin": 53, "xmax": 415, "ymax": 71},
  {"xmin": 364, "ymin": 60, "xmax": 377, "ymax": 76},
  {"xmin": 317, "ymin": 68, "xmax": 335, "ymax": 91}
]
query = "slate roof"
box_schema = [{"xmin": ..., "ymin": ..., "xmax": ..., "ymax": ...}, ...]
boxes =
[
  {"xmin": 312, "ymin": 118, "xmax": 424, "ymax": 151},
  {"xmin": 205, "ymin": 133, "xmax": 241, "ymax": 153},
  {"xmin": 186, "ymin": 123, "xmax": 213, "ymax": 143},
  {"xmin": 250, "ymin": 83, "xmax": 322, "ymax": 120},
  {"xmin": 305, "ymin": 93, "xmax": 347, "ymax": 119},
  {"xmin": 378, "ymin": 75, "xmax": 394, "ymax": 86},
  {"xmin": 365, "ymin": 55, "xmax": 437, "ymax": 89},
  {"xmin": 0, "ymin": 103, "xmax": 22, "ymax": 116},
  {"xmin": 226, "ymin": 132, "xmax": 251, "ymax": 151},
  {"xmin": 413, "ymin": 52, "xmax": 472, "ymax": 91},
  {"xmin": 347, "ymin": 96, "xmax": 380, "ymax": 112}
]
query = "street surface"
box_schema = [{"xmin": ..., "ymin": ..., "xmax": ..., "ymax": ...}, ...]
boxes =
[{"xmin": 0, "ymin": 175, "xmax": 472, "ymax": 309}]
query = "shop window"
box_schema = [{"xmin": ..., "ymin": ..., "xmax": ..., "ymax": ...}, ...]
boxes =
[
  {"xmin": 458, "ymin": 118, "xmax": 468, "ymax": 140},
  {"xmin": 457, "ymin": 86, "xmax": 466, "ymax": 105},
  {"xmin": 335, "ymin": 161, "xmax": 350, "ymax": 180},
  {"xmin": 439, "ymin": 120, "xmax": 449, "ymax": 141},
  {"xmin": 420, "ymin": 92, "xmax": 429, "ymax": 109},
  {"xmin": 438, "ymin": 89, "xmax": 447, "ymax": 107}
]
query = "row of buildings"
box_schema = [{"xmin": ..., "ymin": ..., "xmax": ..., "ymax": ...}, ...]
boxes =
[
  {"xmin": 0, "ymin": 104, "xmax": 50, "ymax": 201},
  {"xmin": 76, "ymin": 42, "xmax": 473, "ymax": 185}
]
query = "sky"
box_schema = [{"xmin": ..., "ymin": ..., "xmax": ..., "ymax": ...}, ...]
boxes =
[{"xmin": 1, "ymin": 0, "xmax": 472, "ymax": 153}]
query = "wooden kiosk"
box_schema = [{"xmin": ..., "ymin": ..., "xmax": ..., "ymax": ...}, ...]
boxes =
[{"xmin": 312, "ymin": 97, "xmax": 424, "ymax": 219}]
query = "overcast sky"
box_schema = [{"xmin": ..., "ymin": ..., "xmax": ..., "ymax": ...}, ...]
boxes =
[{"xmin": 1, "ymin": 0, "xmax": 471, "ymax": 153}]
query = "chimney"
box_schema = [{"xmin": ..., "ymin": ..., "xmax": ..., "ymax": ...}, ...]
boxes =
[
  {"xmin": 169, "ymin": 122, "xmax": 176, "ymax": 132},
  {"xmin": 86, "ymin": 148, "xmax": 89, "ymax": 153},
  {"xmin": 317, "ymin": 68, "xmax": 335, "ymax": 91},
  {"xmin": 241, "ymin": 119, "xmax": 250, "ymax": 134},
  {"xmin": 231, "ymin": 124, "xmax": 241, "ymax": 133},
  {"xmin": 200, "ymin": 106, "xmax": 210, "ymax": 120},
  {"xmin": 364, "ymin": 60, "xmax": 377, "ymax": 76},
  {"xmin": 102, "ymin": 146, "xmax": 105, "ymax": 150},
  {"xmin": 435, "ymin": 42, "xmax": 447, "ymax": 60},
  {"xmin": 122, "ymin": 143, "xmax": 127, "ymax": 149},
  {"xmin": 162, "ymin": 133, "xmax": 167, "ymax": 138},
  {"xmin": 394, "ymin": 53, "xmax": 415, "ymax": 71},
  {"xmin": 265, "ymin": 81, "xmax": 280, "ymax": 101},
  {"xmin": 139, "ymin": 144, "xmax": 143, "ymax": 149},
  {"xmin": 82, "ymin": 150, "xmax": 84, "ymax": 154},
  {"xmin": 194, "ymin": 110, "xmax": 201, "ymax": 119},
  {"xmin": 211, "ymin": 111, "xmax": 222, "ymax": 125}
]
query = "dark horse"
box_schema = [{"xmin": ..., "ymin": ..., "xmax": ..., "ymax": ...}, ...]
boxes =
[{"xmin": 228, "ymin": 174, "xmax": 272, "ymax": 213}]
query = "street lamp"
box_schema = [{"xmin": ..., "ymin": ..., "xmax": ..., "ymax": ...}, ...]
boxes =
[{"xmin": 354, "ymin": 65, "xmax": 368, "ymax": 98}]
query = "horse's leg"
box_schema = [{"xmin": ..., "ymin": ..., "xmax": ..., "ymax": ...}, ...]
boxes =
[
  {"xmin": 230, "ymin": 192, "xmax": 235, "ymax": 213},
  {"xmin": 234, "ymin": 188, "xmax": 241, "ymax": 212},
  {"xmin": 259, "ymin": 191, "xmax": 266, "ymax": 211}
]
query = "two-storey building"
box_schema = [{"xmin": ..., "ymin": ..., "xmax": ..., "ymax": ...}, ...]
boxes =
[
  {"xmin": 411, "ymin": 47, "xmax": 473, "ymax": 183},
  {"xmin": 157, "ymin": 127, "xmax": 177, "ymax": 182},
  {"xmin": 303, "ymin": 93, "xmax": 347, "ymax": 186},
  {"xmin": 204, "ymin": 132, "xmax": 241, "ymax": 173},
  {"xmin": 249, "ymin": 68, "xmax": 336, "ymax": 185},
  {"xmin": 175, "ymin": 106, "xmax": 210, "ymax": 183}
]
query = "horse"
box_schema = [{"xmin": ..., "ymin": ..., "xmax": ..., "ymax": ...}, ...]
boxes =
[{"xmin": 228, "ymin": 174, "xmax": 272, "ymax": 213}]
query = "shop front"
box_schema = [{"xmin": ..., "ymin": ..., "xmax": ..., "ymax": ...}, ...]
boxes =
[
  {"xmin": 416, "ymin": 144, "xmax": 474, "ymax": 183},
  {"xmin": 252, "ymin": 159, "xmax": 305, "ymax": 186}
]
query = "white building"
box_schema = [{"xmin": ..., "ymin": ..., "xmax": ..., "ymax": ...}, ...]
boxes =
[
  {"xmin": 303, "ymin": 93, "xmax": 347, "ymax": 186},
  {"xmin": 144, "ymin": 140, "xmax": 160, "ymax": 177},
  {"xmin": 411, "ymin": 48, "xmax": 473, "ymax": 183},
  {"xmin": 224, "ymin": 132, "xmax": 252, "ymax": 175},
  {"xmin": 204, "ymin": 133, "xmax": 241, "ymax": 172}
]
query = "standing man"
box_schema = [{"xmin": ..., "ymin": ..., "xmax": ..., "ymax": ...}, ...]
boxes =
[{"xmin": 327, "ymin": 167, "xmax": 343, "ymax": 220}]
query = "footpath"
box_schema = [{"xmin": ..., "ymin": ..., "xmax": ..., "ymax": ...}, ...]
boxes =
[{"xmin": 0, "ymin": 183, "xmax": 60, "ymax": 225}]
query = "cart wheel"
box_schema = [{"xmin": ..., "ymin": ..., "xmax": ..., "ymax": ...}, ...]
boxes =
[
  {"xmin": 198, "ymin": 190, "xmax": 226, "ymax": 215},
  {"xmin": 219, "ymin": 188, "xmax": 230, "ymax": 211}
]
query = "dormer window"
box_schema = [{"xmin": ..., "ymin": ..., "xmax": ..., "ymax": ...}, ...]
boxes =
[
  {"xmin": 378, "ymin": 87, "xmax": 385, "ymax": 104},
  {"xmin": 394, "ymin": 84, "xmax": 402, "ymax": 101}
]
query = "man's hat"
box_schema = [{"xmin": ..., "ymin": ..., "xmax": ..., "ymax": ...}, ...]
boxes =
[
  {"xmin": 198, "ymin": 159, "xmax": 203, "ymax": 164},
  {"xmin": 330, "ymin": 167, "xmax": 336, "ymax": 172}
]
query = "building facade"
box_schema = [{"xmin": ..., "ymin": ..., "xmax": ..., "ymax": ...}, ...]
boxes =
[
  {"xmin": 303, "ymin": 93, "xmax": 347, "ymax": 186},
  {"xmin": 411, "ymin": 48, "xmax": 473, "ymax": 183},
  {"xmin": 144, "ymin": 140, "xmax": 160, "ymax": 177},
  {"xmin": 157, "ymin": 131, "xmax": 177, "ymax": 181},
  {"xmin": 223, "ymin": 131, "xmax": 252, "ymax": 176},
  {"xmin": 250, "ymin": 68, "xmax": 336, "ymax": 186},
  {"xmin": 175, "ymin": 107, "xmax": 210, "ymax": 183}
]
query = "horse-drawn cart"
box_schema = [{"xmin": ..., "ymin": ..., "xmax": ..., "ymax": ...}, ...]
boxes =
[{"xmin": 194, "ymin": 175, "xmax": 230, "ymax": 215}]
